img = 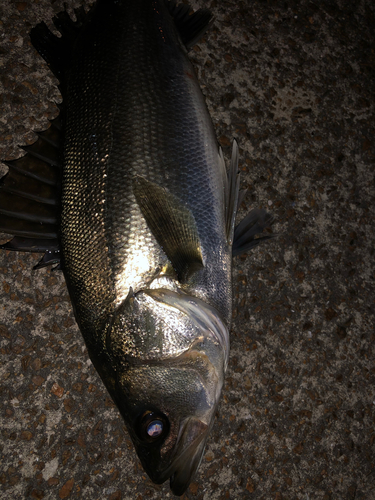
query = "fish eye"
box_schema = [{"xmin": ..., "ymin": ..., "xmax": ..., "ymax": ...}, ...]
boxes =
[
  {"xmin": 147, "ymin": 419, "xmax": 163, "ymax": 437},
  {"xmin": 137, "ymin": 410, "xmax": 170, "ymax": 443}
]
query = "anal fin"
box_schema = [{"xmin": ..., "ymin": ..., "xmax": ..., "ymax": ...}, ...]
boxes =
[
  {"xmin": 232, "ymin": 209, "xmax": 275, "ymax": 256},
  {"xmin": 166, "ymin": 1, "xmax": 214, "ymax": 50},
  {"xmin": 222, "ymin": 140, "xmax": 275, "ymax": 256},
  {"xmin": 221, "ymin": 140, "xmax": 240, "ymax": 246}
]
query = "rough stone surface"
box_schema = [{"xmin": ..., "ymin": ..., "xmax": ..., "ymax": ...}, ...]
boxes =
[{"xmin": 1, "ymin": 0, "xmax": 374, "ymax": 499}]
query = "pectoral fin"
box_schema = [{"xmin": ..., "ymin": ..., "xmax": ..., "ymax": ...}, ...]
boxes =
[{"xmin": 133, "ymin": 176, "xmax": 203, "ymax": 283}]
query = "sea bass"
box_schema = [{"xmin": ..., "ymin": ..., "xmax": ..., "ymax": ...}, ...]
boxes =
[{"xmin": 0, "ymin": 0, "xmax": 273, "ymax": 495}]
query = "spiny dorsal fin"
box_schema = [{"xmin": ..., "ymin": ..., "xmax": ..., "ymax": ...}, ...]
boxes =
[
  {"xmin": 6, "ymin": 6, "xmax": 86, "ymax": 265},
  {"xmin": 0, "ymin": 116, "xmax": 62, "ymax": 268},
  {"xmin": 166, "ymin": 0, "xmax": 214, "ymax": 50},
  {"xmin": 133, "ymin": 175, "xmax": 204, "ymax": 283}
]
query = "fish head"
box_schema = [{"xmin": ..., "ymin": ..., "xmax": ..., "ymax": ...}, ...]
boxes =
[{"xmin": 106, "ymin": 288, "xmax": 229, "ymax": 495}]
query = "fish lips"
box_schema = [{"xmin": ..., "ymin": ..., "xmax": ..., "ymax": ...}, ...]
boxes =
[{"xmin": 141, "ymin": 416, "xmax": 211, "ymax": 496}]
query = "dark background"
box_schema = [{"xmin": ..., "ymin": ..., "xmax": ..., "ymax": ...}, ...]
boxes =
[{"xmin": 0, "ymin": 0, "xmax": 374, "ymax": 499}]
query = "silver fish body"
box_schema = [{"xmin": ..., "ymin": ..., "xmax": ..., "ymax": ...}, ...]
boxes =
[{"xmin": 60, "ymin": 0, "xmax": 230, "ymax": 494}]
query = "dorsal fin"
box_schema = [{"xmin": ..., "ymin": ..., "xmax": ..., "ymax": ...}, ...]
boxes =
[
  {"xmin": 2, "ymin": 7, "xmax": 89, "ymax": 268},
  {"xmin": 0, "ymin": 116, "xmax": 62, "ymax": 269},
  {"xmin": 166, "ymin": 0, "xmax": 214, "ymax": 50},
  {"xmin": 29, "ymin": 7, "xmax": 87, "ymax": 93}
]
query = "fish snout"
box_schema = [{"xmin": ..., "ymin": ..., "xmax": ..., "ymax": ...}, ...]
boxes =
[{"xmin": 154, "ymin": 417, "xmax": 211, "ymax": 496}]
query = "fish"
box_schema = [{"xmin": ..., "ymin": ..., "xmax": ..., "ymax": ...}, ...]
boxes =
[{"xmin": 0, "ymin": 0, "xmax": 274, "ymax": 495}]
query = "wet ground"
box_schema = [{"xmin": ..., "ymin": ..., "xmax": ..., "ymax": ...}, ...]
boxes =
[{"xmin": 0, "ymin": 0, "xmax": 374, "ymax": 499}]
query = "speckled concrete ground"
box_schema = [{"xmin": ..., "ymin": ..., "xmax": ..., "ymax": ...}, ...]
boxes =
[{"xmin": 0, "ymin": 1, "xmax": 374, "ymax": 499}]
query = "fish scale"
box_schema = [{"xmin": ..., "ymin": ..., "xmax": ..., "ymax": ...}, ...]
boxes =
[{"xmin": 62, "ymin": 18, "xmax": 118, "ymax": 328}]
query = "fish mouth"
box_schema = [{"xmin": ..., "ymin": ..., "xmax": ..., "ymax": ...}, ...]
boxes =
[{"xmin": 149, "ymin": 417, "xmax": 210, "ymax": 496}]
